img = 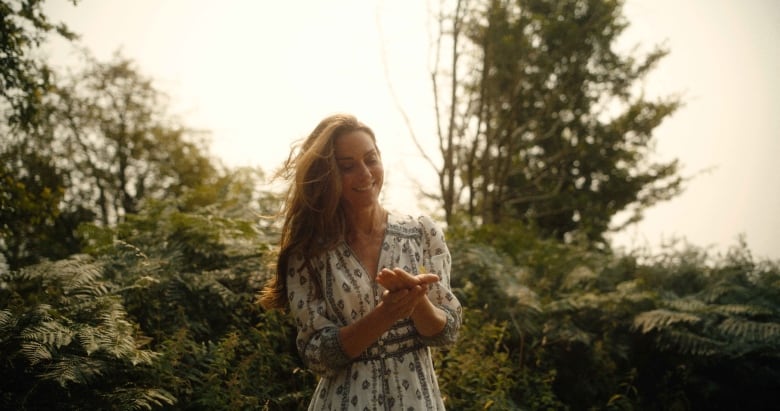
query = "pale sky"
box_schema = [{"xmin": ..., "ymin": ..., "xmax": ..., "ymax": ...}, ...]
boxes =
[{"xmin": 44, "ymin": 0, "xmax": 779, "ymax": 261}]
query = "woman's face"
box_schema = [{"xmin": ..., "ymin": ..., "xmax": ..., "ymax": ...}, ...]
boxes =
[{"xmin": 334, "ymin": 130, "xmax": 384, "ymax": 211}]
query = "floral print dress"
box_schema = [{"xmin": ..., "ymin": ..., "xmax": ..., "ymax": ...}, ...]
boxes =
[{"xmin": 286, "ymin": 212, "xmax": 462, "ymax": 411}]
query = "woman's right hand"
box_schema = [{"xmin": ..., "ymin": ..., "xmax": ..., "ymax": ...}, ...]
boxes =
[
  {"xmin": 376, "ymin": 267, "xmax": 439, "ymax": 292},
  {"xmin": 378, "ymin": 284, "xmax": 428, "ymax": 320}
]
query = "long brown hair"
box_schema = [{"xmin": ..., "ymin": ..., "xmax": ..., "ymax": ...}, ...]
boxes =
[{"xmin": 258, "ymin": 114, "xmax": 377, "ymax": 311}]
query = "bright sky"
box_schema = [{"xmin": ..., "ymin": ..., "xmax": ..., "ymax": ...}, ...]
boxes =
[{"xmin": 44, "ymin": 0, "xmax": 779, "ymax": 261}]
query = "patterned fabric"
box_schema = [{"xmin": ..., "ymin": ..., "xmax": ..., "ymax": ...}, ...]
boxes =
[{"xmin": 287, "ymin": 212, "xmax": 462, "ymax": 410}]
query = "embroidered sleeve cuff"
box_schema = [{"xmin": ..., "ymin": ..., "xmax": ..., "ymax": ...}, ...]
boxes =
[
  {"xmin": 319, "ymin": 326, "xmax": 352, "ymax": 370},
  {"xmin": 418, "ymin": 306, "xmax": 461, "ymax": 347}
]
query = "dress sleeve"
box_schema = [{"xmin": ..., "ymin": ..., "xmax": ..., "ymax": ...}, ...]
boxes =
[
  {"xmin": 417, "ymin": 215, "xmax": 463, "ymax": 347},
  {"xmin": 286, "ymin": 253, "xmax": 351, "ymax": 376}
]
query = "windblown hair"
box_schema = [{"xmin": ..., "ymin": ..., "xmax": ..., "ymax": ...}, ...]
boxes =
[{"xmin": 258, "ymin": 114, "xmax": 377, "ymax": 311}]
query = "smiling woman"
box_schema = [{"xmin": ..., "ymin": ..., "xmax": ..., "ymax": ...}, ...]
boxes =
[
  {"xmin": 259, "ymin": 113, "xmax": 462, "ymax": 410},
  {"xmin": 335, "ymin": 131, "xmax": 384, "ymax": 211}
]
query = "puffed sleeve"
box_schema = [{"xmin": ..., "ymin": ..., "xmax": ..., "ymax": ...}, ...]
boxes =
[
  {"xmin": 286, "ymin": 253, "xmax": 351, "ymax": 376},
  {"xmin": 417, "ymin": 215, "xmax": 462, "ymax": 346}
]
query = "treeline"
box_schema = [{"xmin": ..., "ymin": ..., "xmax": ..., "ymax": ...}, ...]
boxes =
[{"xmin": 2, "ymin": 0, "xmax": 779, "ymax": 410}]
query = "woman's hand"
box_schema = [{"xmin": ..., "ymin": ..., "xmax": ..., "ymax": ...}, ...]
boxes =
[
  {"xmin": 378, "ymin": 285, "xmax": 427, "ymax": 321},
  {"xmin": 376, "ymin": 267, "xmax": 446, "ymax": 334},
  {"xmin": 376, "ymin": 267, "xmax": 439, "ymax": 292}
]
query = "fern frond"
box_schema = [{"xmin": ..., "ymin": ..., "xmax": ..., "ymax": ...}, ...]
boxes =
[
  {"xmin": 561, "ymin": 265, "xmax": 597, "ymax": 291},
  {"xmin": 663, "ymin": 298, "xmax": 708, "ymax": 313},
  {"xmin": 66, "ymin": 280, "xmax": 112, "ymax": 298},
  {"xmin": 717, "ymin": 317, "xmax": 780, "ymax": 344},
  {"xmin": 99, "ymin": 318, "xmax": 138, "ymax": 359},
  {"xmin": 129, "ymin": 348, "xmax": 159, "ymax": 366},
  {"xmin": 0, "ymin": 309, "xmax": 15, "ymax": 332},
  {"xmin": 632, "ymin": 309, "xmax": 701, "ymax": 334},
  {"xmin": 710, "ymin": 304, "xmax": 773, "ymax": 317},
  {"xmin": 74, "ymin": 325, "xmax": 101, "ymax": 355},
  {"xmin": 38, "ymin": 354, "xmax": 105, "ymax": 387},
  {"xmin": 697, "ymin": 281, "xmax": 750, "ymax": 304},
  {"xmin": 615, "ymin": 280, "xmax": 656, "ymax": 303},
  {"xmin": 20, "ymin": 340, "xmax": 53, "ymax": 365},
  {"xmin": 21, "ymin": 320, "xmax": 74, "ymax": 350},
  {"xmin": 111, "ymin": 388, "xmax": 177, "ymax": 411},
  {"xmin": 657, "ymin": 329, "xmax": 725, "ymax": 356}
]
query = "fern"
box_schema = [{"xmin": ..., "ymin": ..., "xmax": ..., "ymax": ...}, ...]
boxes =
[
  {"xmin": 658, "ymin": 329, "xmax": 725, "ymax": 356},
  {"xmin": 20, "ymin": 319, "xmax": 74, "ymax": 364},
  {"xmin": 1, "ymin": 255, "xmax": 170, "ymax": 408},
  {"xmin": 632, "ymin": 309, "xmax": 701, "ymax": 334},
  {"xmin": 709, "ymin": 303, "xmax": 772, "ymax": 317},
  {"xmin": 38, "ymin": 354, "xmax": 105, "ymax": 387},
  {"xmin": 561, "ymin": 265, "xmax": 598, "ymax": 291},
  {"xmin": 110, "ymin": 388, "xmax": 177, "ymax": 411},
  {"xmin": 717, "ymin": 317, "xmax": 780, "ymax": 344},
  {"xmin": 663, "ymin": 297, "xmax": 708, "ymax": 312},
  {"xmin": 0, "ymin": 309, "xmax": 14, "ymax": 333}
]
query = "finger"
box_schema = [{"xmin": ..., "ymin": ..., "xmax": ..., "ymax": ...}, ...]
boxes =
[
  {"xmin": 383, "ymin": 288, "xmax": 409, "ymax": 304},
  {"xmin": 376, "ymin": 271, "xmax": 404, "ymax": 291},
  {"xmin": 392, "ymin": 267, "xmax": 415, "ymax": 278},
  {"xmin": 391, "ymin": 268, "xmax": 425, "ymax": 285},
  {"xmin": 397, "ymin": 285, "xmax": 426, "ymax": 303},
  {"xmin": 416, "ymin": 273, "xmax": 440, "ymax": 284}
]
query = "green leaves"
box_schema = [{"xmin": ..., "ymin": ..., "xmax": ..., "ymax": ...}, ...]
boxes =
[
  {"xmin": 432, "ymin": 0, "xmax": 683, "ymax": 244},
  {"xmin": 445, "ymin": 222, "xmax": 780, "ymax": 409},
  {"xmin": 0, "ymin": 255, "xmax": 173, "ymax": 409}
]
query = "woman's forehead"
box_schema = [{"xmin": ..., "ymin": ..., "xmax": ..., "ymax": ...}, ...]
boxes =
[{"xmin": 334, "ymin": 131, "xmax": 377, "ymax": 158}]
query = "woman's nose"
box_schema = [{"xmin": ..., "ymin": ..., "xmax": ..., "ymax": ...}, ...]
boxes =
[{"xmin": 358, "ymin": 162, "xmax": 372, "ymax": 177}]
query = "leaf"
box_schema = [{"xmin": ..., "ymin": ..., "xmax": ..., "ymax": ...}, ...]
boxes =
[
  {"xmin": 632, "ymin": 309, "xmax": 701, "ymax": 334},
  {"xmin": 717, "ymin": 317, "xmax": 780, "ymax": 344}
]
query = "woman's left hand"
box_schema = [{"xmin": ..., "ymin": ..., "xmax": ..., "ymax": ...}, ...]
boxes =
[
  {"xmin": 376, "ymin": 267, "xmax": 438, "ymax": 292},
  {"xmin": 378, "ymin": 284, "xmax": 428, "ymax": 320}
]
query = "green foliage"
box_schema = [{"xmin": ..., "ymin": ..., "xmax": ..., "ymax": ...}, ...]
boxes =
[
  {"xmin": 34, "ymin": 51, "xmax": 221, "ymax": 225},
  {"xmin": 0, "ymin": 255, "xmax": 174, "ymax": 410},
  {"xmin": 631, "ymin": 239, "xmax": 780, "ymax": 359},
  {"xmin": 1, "ymin": 166, "xmax": 311, "ymax": 410},
  {"xmin": 445, "ymin": 222, "xmax": 780, "ymax": 410},
  {"xmin": 77, "ymin": 169, "xmax": 313, "ymax": 410},
  {"xmin": 0, "ymin": 0, "xmax": 77, "ymax": 129},
  {"xmin": 3, "ymin": 2, "xmax": 778, "ymax": 410},
  {"xmin": 432, "ymin": 0, "xmax": 682, "ymax": 244},
  {"xmin": 0, "ymin": 0, "xmax": 88, "ymax": 270},
  {"xmin": 435, "ymin": 309, "xmax": 518, "ymax": 409}
]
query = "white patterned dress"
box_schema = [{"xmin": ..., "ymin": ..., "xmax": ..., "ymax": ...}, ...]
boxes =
[{"xmin": 286, "ymin": 212, "xmax": 462, "ymax": 411}]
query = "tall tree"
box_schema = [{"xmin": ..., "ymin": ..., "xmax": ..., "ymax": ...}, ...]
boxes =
[
  {"xmin": 1, "ymin": 0, "xmax": 83, "ymax": 269},
  {"xmin": 1, "ymin": 0, "xmax": 76, "ymax": 130},
  {"xmin": 429, "ymin": 0, "xmax": 682, "ymax": 244},
  {"xmin": 32, "ymin": 51, "xmax": 219, "ymax": 226},
  {"xmin": 2, "ymin": 48, "xmax": 220, "ymax": 267}
]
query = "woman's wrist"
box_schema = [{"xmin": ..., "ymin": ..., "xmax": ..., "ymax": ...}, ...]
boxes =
[{"xmin": 410, "ymin": 297, "xmax": 447, "ymax": 337}]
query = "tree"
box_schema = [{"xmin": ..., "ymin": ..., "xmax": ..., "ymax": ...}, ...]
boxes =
[
  {"xmin": 1, "ymin": 0, "xmax": 85, "ymax": 269},
  {"xmin": 1, "ymin": 50, "xmax": 221, "ymax": 268},
  {"xmin": 0, "ymin": 147, "xmax": 90, "ymax": 268},
  {"xmin": 427, "ymin": 0, "xmax": 682, "ymax": 244},
  {"xmin": 39, "ymin": 51, "xmax": 220, "ymax": 225},
  {"xmin": 1, "ymin": 0, "xmax": 77, "ymax": 130}
]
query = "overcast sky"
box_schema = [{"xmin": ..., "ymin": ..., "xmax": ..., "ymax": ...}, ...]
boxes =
[{"xmin": 44, "ymin": 0, "xmax": 779, "ymax": 261}]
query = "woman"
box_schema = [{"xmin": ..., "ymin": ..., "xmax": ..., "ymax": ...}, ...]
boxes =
[{"xmin": 259, "ymin": 113, "xmax": 462, "ymax": 410}]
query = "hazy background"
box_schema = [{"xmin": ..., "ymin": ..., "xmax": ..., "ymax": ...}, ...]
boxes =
[{"xmin": 44, "ymin": 0, "xmax": 779, "ymax": 260}]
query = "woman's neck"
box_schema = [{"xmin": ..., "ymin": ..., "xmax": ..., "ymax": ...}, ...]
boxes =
[{"xmin": 345, "ymin": 205, "xmax": 387, "ymax": 239}]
